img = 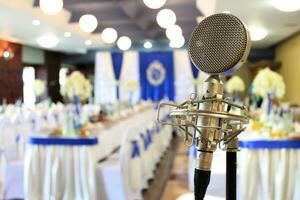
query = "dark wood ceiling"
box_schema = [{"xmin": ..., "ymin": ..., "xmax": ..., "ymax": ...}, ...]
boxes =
[{"xmin": 34, "ymin": 0, "xmax": 202, "ymax": 43}]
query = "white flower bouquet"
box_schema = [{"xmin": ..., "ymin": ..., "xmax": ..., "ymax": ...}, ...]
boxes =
[
  {"xmin": 226, "ymin": 75, "xmax": 245, "ymax": 94},
  {"xmin": 34, "ymin": 79, "xmax": 46, "ymax": 97},
  {"xmin": 60, "ymin": 71, "xmax": 92, "ymax": 102},
  {"xmin": 252, "ymin": 68, "xmax": 285, "ymax": 99}
]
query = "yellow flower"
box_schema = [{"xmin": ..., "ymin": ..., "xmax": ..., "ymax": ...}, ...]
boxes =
[
  {"xmin": 60, "ymin": 71, "xmax": 92, "ymax": 101},
  {"xmin": 34, "ymin": 79, "xmax": 46, "ymax": 97},
  {"xmin": 252, "ymin": 68, "xmax": 285, "ymax": 99},
  {"xmin": 226, "ymin": 76, "xmax": 245, "ymax": 93}
]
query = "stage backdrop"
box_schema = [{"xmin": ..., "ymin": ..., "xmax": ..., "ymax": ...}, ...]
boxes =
[{"xmin": 95, "ymin": 50, "xmax": 202, "ymax": 104}]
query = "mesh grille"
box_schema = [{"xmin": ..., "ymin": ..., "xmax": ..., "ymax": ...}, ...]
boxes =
[{"xmin": 188, "ymin": 13, "xmax": 248, "ymax": 74}]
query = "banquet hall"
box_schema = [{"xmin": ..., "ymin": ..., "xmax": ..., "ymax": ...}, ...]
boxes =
[{"xmin": 0, "ymin": 0, "xmax": 300, "ymax": 200}]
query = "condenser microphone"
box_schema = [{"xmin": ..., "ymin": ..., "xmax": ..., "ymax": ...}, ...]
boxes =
[
  {"xmin": 188, "ymin": 13, "xmax": 251, "ymax": 200},
  {"xmin": 157, "ymin": 13, "xmax": 251, "ymax": 200}
]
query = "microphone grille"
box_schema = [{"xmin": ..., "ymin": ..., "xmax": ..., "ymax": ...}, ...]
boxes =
[{"xmin": 188, "ymin": 13, "xmax": 249, "ymax": 74}]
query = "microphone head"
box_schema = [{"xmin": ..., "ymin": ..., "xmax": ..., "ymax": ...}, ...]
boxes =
[{"xmin": 188, "ymin": 13, "xmax": 251, "ymax": 75}]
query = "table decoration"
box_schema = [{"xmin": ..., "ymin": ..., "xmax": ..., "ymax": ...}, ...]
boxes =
[
  {"xmin": 125, "ymin": 80, "xmax": 139, "ymax": 106},
  {"xmin": 226, "ymin": 75, "xmax": 245, "ymax": 101},
  {"xmin": 60, "ymin": 71, "xmax": 92, "ymax": 103},
  {"xmin": 252, "ymin": 68, "xmax": 285, "ymax": 118},
  {"xmin": 33, "ymin": 79, "xmax": 46, "ymax": 102}
]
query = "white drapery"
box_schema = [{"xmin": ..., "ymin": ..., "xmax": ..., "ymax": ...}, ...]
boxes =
[
  {"xmin": 119, "ymin": 51, "xmax": 140, "ymax": 104},
  {"xmin": 94, "ymin": 52, "xmax": 117, "ymax": 104},
  {"xmin": 173, "ymin": 49, "xmax": 194, "ymax": 102},
  {"xmin": 94, "ymin": 50, "xmax": 202, "ymax": 103}
]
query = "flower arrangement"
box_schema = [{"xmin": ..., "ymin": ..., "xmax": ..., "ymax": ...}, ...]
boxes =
[
  {"xmin": 60, "ymin": 71, "xmax": 92, "ymax": 102},
  {"xmin": 252, "ymin": 68, "xmax": 285, "ymax": 99},
  {"xmin": 34, "ymin": 79, "xmax": 46, "ymax": 97},
  {"xmin": 226, "ymin": 75, "xmax": 245, "ymax": 94},
  {"xmin": 125, "ymin": 80, "xmax": 138, "ymax": 91}
]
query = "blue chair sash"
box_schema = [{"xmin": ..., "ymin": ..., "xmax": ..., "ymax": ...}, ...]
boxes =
[
  {"xmin": 131, "ymin": 140, "xmax": 140, "ymax": 158},
  {"xmin": 140, "ymin": 133, "xmax": 149, "ymax": 150}
]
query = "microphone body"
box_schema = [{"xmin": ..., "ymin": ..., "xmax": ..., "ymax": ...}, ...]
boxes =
[
  {"xmin": 157, "ymin": 13, "xmax": 251, "ymax": 200},
  {"xmin": 194, "ymin": 76, "xmax": 224, "ymax": 199}
]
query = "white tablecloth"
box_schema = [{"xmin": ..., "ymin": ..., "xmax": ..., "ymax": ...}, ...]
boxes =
[
  {"xmin": 24, "ymin": 137, "xmax": 98, "ymax": 200},
  {"xmin": 238, "ymin": 140, "xmax": 300, "ymax": 200},
  {"xmin": 95, "ymin": 109, "xmax": 155, "ymax": 160}
]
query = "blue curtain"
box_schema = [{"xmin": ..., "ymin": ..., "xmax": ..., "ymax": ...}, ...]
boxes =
[
  {"xmin": 190, "ymin": 59, "xmax": 199, "ymax": 79},
  {"xmin": 139, "ymin": 51, "xmax": 175, "ymax": 101},
  {"xmin": 111, "ymin": 52, "xmax": 123, "ymax": 99},
  {"xmin": 190, "ymin": 59, "xmax": 200, "ymax": 93}
]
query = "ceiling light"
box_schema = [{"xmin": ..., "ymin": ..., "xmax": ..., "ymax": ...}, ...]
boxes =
[
  {"xmin": 64, "ymin": 32, "xmax": 71, "ymax": 37},
  {"xmin": 39, "ymin": 0, "xmax": 63, "ymax": 15},
  {"xmin": 101, "ymin": 28, "xmax": 118, "ymax": 44},
  {"xmin": 2, "ymin": 50, "xmax": 14, "ymax": 60},
  {"xmin": 196, "ymin": 16, "xmax": 205, "ymax": 23},
  {"xmin": 79, "ymin": 14, "xmax": 98, "ymax": 33},
  {"xmin": 272, "ymin": 0, "xmax": 300, "ymax": 12},
  {"xmin": 166, "ymin": 24, "xmax": 182, "ymax": 40},
  {"xmin": 37, "ymin": 35, "xmax": 59, "ymax": 48},
  {"xmin": 32, "ymin": 20, "xmax": 41, "ymax": 26},
  {"xmin": 117, "ymin": 36, "xmax": 132, "ymax": 51},
  {"xmin": 144, "ymin": 41, "xmax": 152, "ymax": 49},
  {"xmin": 249, "ymin": 27, "xmax": 268, "ymax": 41},
  {"xmin": 169, "ymin": 36, "xmax": 185, "ymax": 48},
  {"xmin": 143, "ymin": 0, "xmax": 166, "ymax": 9},
  {"xmin": 156, "ymin": 9, "xmax": 176, "ymax": 29},
  {"xmin": 85, "ymin": 40, "xmax": 92, "ymax": 46},
  {"xmin": 223, "ymin": 10, "xmax": 231, "ymax": 14}
]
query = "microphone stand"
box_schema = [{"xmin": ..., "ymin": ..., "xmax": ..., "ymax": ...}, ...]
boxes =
[
  {"xmin": 226, "ymin": 151, "xmax": 237, "ymax": 200},
  {"xmin": 156, "ymin": 77, "xmax": 248, "ymax": 200},
  {"xmin": 225, "ymin": 133, "xmax": 238, "ymax": 200},
  {"xmin": 225, "ymin": 104, "xmax": 238, "ymax": 200}
]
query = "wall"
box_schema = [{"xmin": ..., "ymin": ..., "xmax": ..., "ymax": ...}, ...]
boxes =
[
  {"xmin": 45, "ymin": 51, "xmax": 62, "ymax": 102},
  {"xmin": 276, "ymin": 34, "xmax": 300, "ymax": 102},
  {"xmin": 0, "ymin": 40, "xmax": 22, "ymax": 103},
  {"xmin": 235, "ymin": 62, "xmax": 254, "ymax": 96},
  {"xmin": 22, "ymin": 45, "xmax": 44, "ymax": 65}
]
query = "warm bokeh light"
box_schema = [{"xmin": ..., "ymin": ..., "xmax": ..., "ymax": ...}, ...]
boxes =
[
  {"xmin": 143, "ymin": 41, "xmax": 152, "ymax": 49},
  {"xmin": 37, "ymin": 35, "xmax": 59, "ymax": 48},
  {"xmin": 39, "ymin": 0, "xmax": 63, "ymax": 15},
  {"xmin": 169, "ymin": 35, "xmax": 185, "ymax": 48},
  {"xmin": 79, "ymin": 14, "xmax": 98, "ymax": 33},
  {"xmin": 272, "ymin": 0, "xmax": 300, "ymax": 12},
  {"xmin": 101, "ymin": 28, "xmax": 118, "ymax": 44},
  {"xmin": 166, "ymin": 24, "xmax": 182, "ymax": 40},
  {"xmin": 143, "ymin": 0, "xmax": 166, "ymax": 9},
  {"xmin": 156, "ymin": 9, "xmax": 176, "ymax": 29},
  {"xmin": 249, "ymin": 27, "xmax": 268, "ymax": 41},
  {"xmin": 117, "ymin": 36, "xmax": 132, "ymax": 50}
]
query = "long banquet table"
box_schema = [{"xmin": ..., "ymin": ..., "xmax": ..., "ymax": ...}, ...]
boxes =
[
  {"xmin": 22, "ymin": 107, "xmax": 160, "ymax": 200},
  {"xmin": 94, "ymin": 108, "xmax": 155, "ymax": 160},
  {"xmin": 24, "ymin": 137, "xmax": 99, "ymax": 200},
  {"xmin": 238, "ymin": 139, "xmax": 300, "ymax": 200}
]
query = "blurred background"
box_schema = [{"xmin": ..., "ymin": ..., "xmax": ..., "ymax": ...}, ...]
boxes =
[{"xmin": 0, "ymin": 0, "xmax": 300, "ymax": 200}]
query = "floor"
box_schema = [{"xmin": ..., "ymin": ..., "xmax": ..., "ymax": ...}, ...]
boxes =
[
  {"xmin": 143, "ymin": 134, "xmax": 225, "ymax": 200},
  {"xmin": 161, "ymin": 141, "xmax": 190, "ymax": 200},
  {"xmin": 160, "ymin": 136, "xmax": 227, "ymax": 200}
]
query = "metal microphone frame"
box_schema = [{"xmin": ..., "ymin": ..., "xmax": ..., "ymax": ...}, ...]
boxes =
[
  {"xmin": 157, "ymin": 93, "xmax": 249, "ymax": 200},
  {"xmin": 157, "ymin": 97, "xmax": 249, "ymax": 147}
]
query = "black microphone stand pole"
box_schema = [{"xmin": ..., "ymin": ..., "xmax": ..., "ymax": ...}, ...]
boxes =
[
  {"xmin": 226, "ymin": 151, "xmax": 237, "ymax": 200},
  {"xmin": 225, "ymin": 125, "xmax": 239, "ymax": 200}
]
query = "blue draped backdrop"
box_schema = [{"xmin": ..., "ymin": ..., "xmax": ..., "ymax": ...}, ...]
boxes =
[
  {"xmin": 190, "ymin": 59, "xmax": 200, "ymax": 93},
  {"xmin": 190, "ymin": 59, "xmax": 199, "ymax": 79},
  {"xmin": 139, "ymin": 51, "xmax": 175, "ymax": 101},
  {"xmin": 111, "ymin": 52, "xmax": 123, "ymax": 99}
]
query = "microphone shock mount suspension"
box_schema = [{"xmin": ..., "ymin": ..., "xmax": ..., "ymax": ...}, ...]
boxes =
[{"xmin": 157, "ymin": 75, "xmax": 249, "ymax": 199}]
